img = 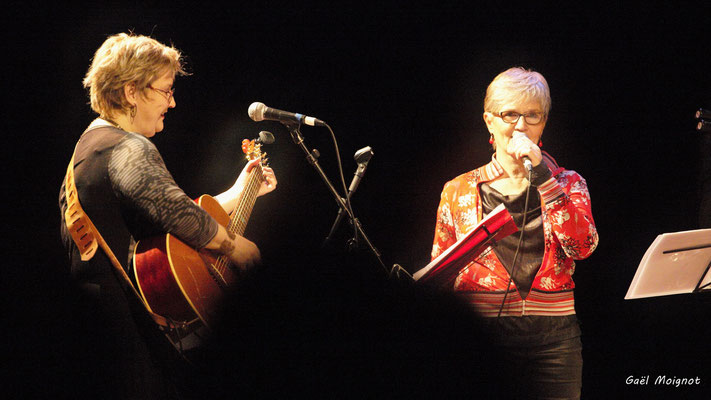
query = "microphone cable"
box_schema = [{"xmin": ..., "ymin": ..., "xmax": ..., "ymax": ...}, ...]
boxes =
[
  {"xmin": 497, "ymin": 167, "xmax": 533, "ymax": 319},
  {"xmin": 323, "ymin": 122, "xmax": 359, "ymax": 244}
]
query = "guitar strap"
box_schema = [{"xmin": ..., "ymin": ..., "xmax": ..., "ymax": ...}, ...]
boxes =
[{"xmin": 63, "ymin": 145, "xmax": 191, "ymax": 354}]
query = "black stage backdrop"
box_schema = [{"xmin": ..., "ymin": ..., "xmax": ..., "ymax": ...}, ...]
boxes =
[{"xmin": 6, "ymin": 3, "xmax": 710, "ymax": 399}]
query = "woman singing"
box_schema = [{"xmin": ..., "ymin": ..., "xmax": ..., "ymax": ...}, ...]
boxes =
[
  {"xmin": 58, "ymin": 33, "xmax": 276, "ymax": 398},
  {"xmin": 431, "ymin": 67, "xmax": 598, "ymax": 399}
]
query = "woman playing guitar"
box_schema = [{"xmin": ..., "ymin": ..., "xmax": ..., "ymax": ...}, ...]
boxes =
[{"xmin": 58, "ymin": 32, "xmax": 276, "ymax": 398}]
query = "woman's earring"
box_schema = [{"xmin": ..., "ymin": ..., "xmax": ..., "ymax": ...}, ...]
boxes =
[
  {"xmin": 489, "ymin": 134, "xmax": 495, "ymax": 144},
  {"xmin": 130, "ymin": 105, "xmax": 137, "ymax": 123},
  {"xmin": 538, "ymin": 139, "xmax": 543, "ymax": 147}
]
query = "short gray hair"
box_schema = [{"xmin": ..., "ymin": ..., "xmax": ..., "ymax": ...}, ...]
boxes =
[{"xmin": 484, "ymin": 67, "xmax": 551, "ymax": 116}]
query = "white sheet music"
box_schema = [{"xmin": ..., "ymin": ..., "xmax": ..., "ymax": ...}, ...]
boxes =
[{"xmin": 625, "ymin": 229, "xmax": 711, "ymax": 299}]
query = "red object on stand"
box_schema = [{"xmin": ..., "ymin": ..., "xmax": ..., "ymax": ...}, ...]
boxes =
[{"xmin": 414, "ymin": 204, "xmax": 518, "ymax": 288}]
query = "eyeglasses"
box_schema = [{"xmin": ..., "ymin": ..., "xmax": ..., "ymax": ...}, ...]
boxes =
[
  {"xmin": 497, "ymin": 110, "xmax": 546, "ymax": 125},
  {"xmin": 148, "ymin": 85, "xmax": 175, "ymax": 101}
]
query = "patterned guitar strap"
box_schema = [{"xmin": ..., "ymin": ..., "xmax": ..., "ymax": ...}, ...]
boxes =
[{"xmin": 63, "ymin": 146, "xmax": 191, "ymax": 356}]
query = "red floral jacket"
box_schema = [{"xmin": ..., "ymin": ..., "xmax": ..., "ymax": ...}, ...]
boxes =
[{"xmin": 431, "ymin": 152, "xmax": 598, "ymax": 316}]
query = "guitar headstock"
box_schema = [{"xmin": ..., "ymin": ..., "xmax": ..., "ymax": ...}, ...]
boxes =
[
  {"xmin": 241, "ymin": 138, "xmax": 268, "ymax": 165},
  {"xmin": 242, "ymin": 130, "xmax": 274, "ymax": 165}
]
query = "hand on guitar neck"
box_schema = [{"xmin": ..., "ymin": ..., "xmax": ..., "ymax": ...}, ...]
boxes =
[
  {"xmin": 208, "ymin": 153, "xmax": 275, "ymax": 270},
  {"xmin": 215, "ymin": 158, "xmax": 277, "ymax": 212},
  {"xmin": 203, "ymin": 224, "xmax": 261, "ymax": 270},
  {"xmin": 208, "ymin": 146, "xmax": 275, "ymax": 270}
]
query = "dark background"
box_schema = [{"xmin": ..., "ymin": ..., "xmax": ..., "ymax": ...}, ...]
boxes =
[{"xmin": 6, "ymin": 2, "xmax": 710, "ymax": 398}]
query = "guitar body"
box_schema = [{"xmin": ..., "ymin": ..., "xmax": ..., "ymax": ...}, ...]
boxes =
[{"xmin": 133, "ymin": 195, "xmax": 237, "ymax": 328}]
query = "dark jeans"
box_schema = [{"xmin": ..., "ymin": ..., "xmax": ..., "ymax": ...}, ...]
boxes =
[{"xmin": 495, "ymin": 336, "xmax": 583, "ymax": 400}]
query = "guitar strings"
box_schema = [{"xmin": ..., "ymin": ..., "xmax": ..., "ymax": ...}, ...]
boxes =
[
  {"xmin": 216, "ymin": 168, "xmax": 259, "ymax": 274},
  {"xmin": 214, "ymin": 164, "xmax": 264, "ymax": 276},
  {"xmin": 216, "ymin": 169, "xmax": 257, "ymax": 274},
  {"xmin": 230, "ymin": 165, "xmax": 262, "ymax": 236}
]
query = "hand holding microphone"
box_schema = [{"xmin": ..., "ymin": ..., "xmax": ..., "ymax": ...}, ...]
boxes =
[{"xmin": 508, "ymin": 132, "xmax": 542, "ymax": 172}]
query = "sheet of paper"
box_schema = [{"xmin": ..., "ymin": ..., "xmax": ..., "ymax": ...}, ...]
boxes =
[{"xmin": 625, "ymin": 229, "xmax": 711, "ymax": 299}]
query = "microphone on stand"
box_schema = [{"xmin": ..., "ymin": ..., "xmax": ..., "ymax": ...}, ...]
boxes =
[
  {"xmin": 257, "ymin": 130, "xmax": 275, "ymax": 144},
  {"xmin": 348, "ymin": 146, "xmax": 374, "ymax": 192},
  {"xmin": 248, "ymin": 102, "xmax": 326, "ymax": 127},
  {"xmin": 324, "ymin": 146, "xmax": 374, "ymax": 245}
]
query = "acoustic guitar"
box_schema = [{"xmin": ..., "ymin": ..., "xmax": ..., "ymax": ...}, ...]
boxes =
[{"xmin": 133, "ymin": 138, "xmax": 268, "ymax": 330}]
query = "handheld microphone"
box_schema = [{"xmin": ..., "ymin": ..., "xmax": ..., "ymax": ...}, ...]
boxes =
[
  {"xmin": 248, "ymin": 102, "xmax": 326, "ymax": 127},
  {"xmin": 512, "ymin": 132, "xmax": 533, "ymax": 172},
  {"xmin": 522, "ymin": 157, "xmax": 533, "ymax": 172}
]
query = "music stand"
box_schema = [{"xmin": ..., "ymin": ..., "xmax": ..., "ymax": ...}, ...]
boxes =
[
  {"xmin": 413, "ymin": 203, "xmax": 518, "ymax": 288},
  {"xmin": 625, "ymin": 229, "xmax": 711, "ymax": 300}
]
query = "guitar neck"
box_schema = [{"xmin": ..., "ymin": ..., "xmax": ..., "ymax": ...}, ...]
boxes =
[{"xmin": 226, "ymin": 164, "xmax": 262, "ymax": 236}]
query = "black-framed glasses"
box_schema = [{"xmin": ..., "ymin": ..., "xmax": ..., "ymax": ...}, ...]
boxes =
[
  {"xmin": 148, "ymin": 84, "xmax": 175, "ymax": 101},
  {"xmin": 497, "ymin": 110, "xmax": 546, "ymax": 125}
]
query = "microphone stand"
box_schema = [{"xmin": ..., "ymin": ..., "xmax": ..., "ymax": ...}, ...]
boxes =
[
  {"xmin": 323, "ymin": 183, "xmax": 357, "ymax": 247},
  {"xmin": 285, "ymin": 123, "xmax": 389, "ymax": 274},
  {"xmin": 324, "ymin": 148, "xmax": 371, "ymax": 246}
]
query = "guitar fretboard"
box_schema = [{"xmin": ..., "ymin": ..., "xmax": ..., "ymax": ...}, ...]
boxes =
[
  {"xmin": 227, "ymin": 164, "xmax": 263, "ymax": 236},
  {"xmin": 215, "ymin": 163, "xmax": 263, "ymax": 275}
]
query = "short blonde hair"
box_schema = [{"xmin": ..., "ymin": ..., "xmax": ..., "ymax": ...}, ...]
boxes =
[
  {"xmin": 484, "ymin": 67, "xmax": 551, "ymax": 116},
  {"xmin": 83, "ymin": 33, "xmax": 187, "ymax": 119}
]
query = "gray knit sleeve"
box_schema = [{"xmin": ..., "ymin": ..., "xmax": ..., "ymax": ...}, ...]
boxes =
[{"xmin": 107, "ymin": 133, "xmax": 219, "ymax": 248}]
